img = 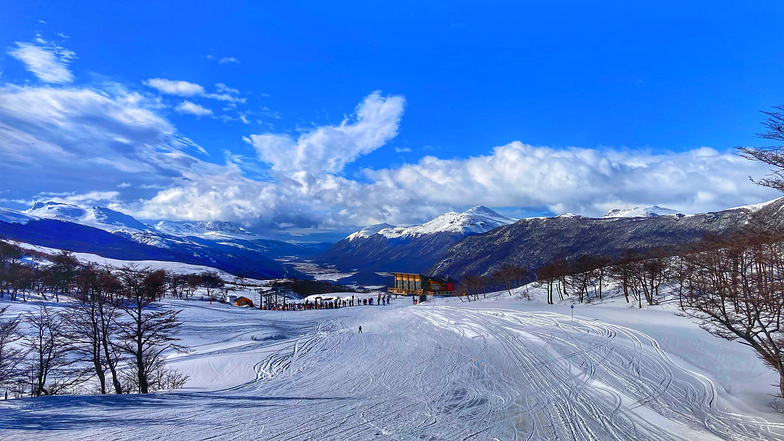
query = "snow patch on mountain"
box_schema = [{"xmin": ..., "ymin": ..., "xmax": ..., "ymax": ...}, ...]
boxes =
[
  {"xmin": 0, "ymin": 207, "xmax": 36, "ymax": 224},
  {"xmin": 154, "ymin": 220, "xmax": 257, "ymax": 240},
  {"xmin": 603, "ymin": 205, "xmax": 681, "ymax": 218},
  {"xmin": 346, "ymin": 223, "xmax": 396, "ymax": 241},
  {"xmin": 24, "ymin": 201, "xmax": 150, "ymax": 232}
]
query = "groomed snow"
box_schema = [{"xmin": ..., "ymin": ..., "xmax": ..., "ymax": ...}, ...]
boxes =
[{"xmin": 1, "ymin": 286, "xmax": 782, "ymax": 440}]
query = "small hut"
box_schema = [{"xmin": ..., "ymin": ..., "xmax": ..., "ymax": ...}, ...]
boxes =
[{"xmin": 234, "ymin": 296, "xmax": 254, "ymax": 307}]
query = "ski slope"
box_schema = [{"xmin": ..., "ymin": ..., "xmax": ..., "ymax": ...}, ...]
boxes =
[{"xmin": 1, "ymin": 295, "xmax": 782, "ymax": 440}]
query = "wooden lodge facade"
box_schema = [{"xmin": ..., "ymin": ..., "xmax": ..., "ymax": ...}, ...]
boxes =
[{"xmin": 389, "ymin": 272, "xmax": 457, "ymax": 296}]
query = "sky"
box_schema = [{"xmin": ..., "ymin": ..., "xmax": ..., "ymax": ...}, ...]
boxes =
[{"xmin": 1, "ymin": 1, "xmax": 783, "ymax": 241}]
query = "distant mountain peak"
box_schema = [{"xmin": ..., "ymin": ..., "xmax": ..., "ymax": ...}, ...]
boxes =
[
  {"xmin": 603, "ymin": 205, "xmax": 681, "ymax": 219},
  {"xmin": 347, "ymin": 223, "xmax": 396, "ymax": 241},
  {"xmin": 25, "ymin": 201, "xmax": 150, "ymax": 232},
  {"xmin": 345, "ymin": 206, "xmax": 515, "ymax": 241},
  {"xmin": 154, "ymin": 220, "xmax": 255, "ymax": 238}
]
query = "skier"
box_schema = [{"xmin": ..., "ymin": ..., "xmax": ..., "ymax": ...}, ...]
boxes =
[{"xmin": 358, "ymin": 325, "xmax": 362, "ymax": 334}]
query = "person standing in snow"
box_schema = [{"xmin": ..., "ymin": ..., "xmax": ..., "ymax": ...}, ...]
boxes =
[{"xmin": 358, "ymin": 325, "xmax": 362, "ymax": 334}]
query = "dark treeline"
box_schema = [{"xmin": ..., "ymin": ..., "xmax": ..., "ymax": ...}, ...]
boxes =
[{"xmin": 0, "ymin": 241, "xmax": 187, "ymax": 399}]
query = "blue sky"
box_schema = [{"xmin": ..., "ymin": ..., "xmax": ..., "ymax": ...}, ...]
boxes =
[{"xmin": 1, "ymin": 1, "xmax": 783, "ymax": 240}]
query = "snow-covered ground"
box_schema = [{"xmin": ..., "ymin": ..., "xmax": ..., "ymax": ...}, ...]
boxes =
[
  {"xmin": 9, "ymin": 240, "xmax": 242, "ymax": 279},
  {"xmin": 1, "ymin": 288, "xmax": 783, "ymax": 440}
]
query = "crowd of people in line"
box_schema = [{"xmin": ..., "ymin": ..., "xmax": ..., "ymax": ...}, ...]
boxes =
[{"xmin": 256, "ymin": 293, "xmax": 395, "ymax": 311}]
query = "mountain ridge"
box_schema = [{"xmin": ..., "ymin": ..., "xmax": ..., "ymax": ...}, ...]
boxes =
[
  {"xmin": 427, "ymin": 197, "xmax": 784, "ymax": 279},
  {"xmin": 318, "ymin": 206, "xmax": 515, "ymax": 273}
]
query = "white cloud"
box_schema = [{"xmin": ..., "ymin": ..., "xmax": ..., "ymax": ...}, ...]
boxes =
[
  {"xmin": 216, "ymin": 83, "xmax": 239, "ymax": 94},
  {"xmin": 0, "ymin": 83, "xmax": 190, "ymax": 195},
  {"xmin": 248, "ymin": 91, "xmax": 406, "ymax": 174},
  {"xmin": 175, "ymin": 100, "xmax": 213, "ymax": 116},
  {"xmin": 366, "ymin": 142, "xmax": 779, "ymax": 217},
  {"xmin": 395, "ymin": 146, "xmax": 412, "ymax": 153},
  {"xmin": 143, "ymin": 78, "xmax": 205, "ymax": 96},
  {"xmin": 202, "ymin": 92, "xmax": 245, "ymax": 103},
  {"xmin": 9, "ymin": 42, "xmax": 74, "ymax": 84},
  {"xmin": 219, "ymin": 57, "xmax": 240, "ymax": 64},
  {"xmin": 143, "ymin": 79, "xmax": 245, "ymax": 104}
]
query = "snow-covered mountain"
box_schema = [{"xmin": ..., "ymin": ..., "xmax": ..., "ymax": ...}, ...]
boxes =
[
  {"xmin": 154, "ymin": 220, "xmax": 255, "ymax": 239},
  {"xmin": 604, "ymin": 205, "xmax": 681, "ymax": 218},
  {"xmin": 354, "ymin": 206, "xmax": 515, "ymax": 240},
  {"xmin": 346, "ymin": 223, "xmax": 396, "ymax": 241},
  {"xmin": 25, "ymin": 201, "xmax": 150, "ymax": 232},
  {"xmin": 0, "ymin": 202, "xmax": 332, "ymax": 278},
  {"xmin": 319, "ymin": 206, "xmax": 515, "ymax": 273}
]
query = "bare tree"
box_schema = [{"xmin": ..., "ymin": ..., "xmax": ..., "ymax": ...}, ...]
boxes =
[
  {"xmin": 0, "ymin": 306, "xmax": 23, "ymax": 398},
  {"xmin": 51, "ymin": 251, "xmax": 79, "ymax": 302},
  {"xmin": 200, "ymin": 271, "xmax": 224, "ymax": 300},
  {"xmin": 115, "ymin": 266, "xmax": 186, "ymax": 393},
  {"xmin": 535, "ymin": 263, "xmax": 559, "ymax": 305},
  {"xmin": 9, "ymin": 264, "xmax": 35, "ymax": 302},
  {"xmin": 491, "ymin": 264, "xmax": 529, "ymax": 296},
  {"xmin": 185, "ymin": 274, "xmax": 202, "ymax": 300},
  {"xmin": 680, "ymin": 229, "xmax": 784, "ymax": 397},
  {"xmin": 737, "ymin": 105, "xmax": 784, "ymax": 191},
  {"xmin": 67, "ymin": 265, "xmax": 124, "ymax": 394},
  {"xmin": 608, "ymin": 252, "xmax": 638, "ymax": 305},
  {"xmin": 461, "ymin": 275, "xmax": 488, "ymax": 301},
  {"xmin": 21, "ymin": 305, "xmax": 81, "ymax": 396}
]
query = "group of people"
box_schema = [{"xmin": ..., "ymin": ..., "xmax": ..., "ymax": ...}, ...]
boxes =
[{"xmin": 301, "ymin": 293, "xmax": 394, "ymax": 310}]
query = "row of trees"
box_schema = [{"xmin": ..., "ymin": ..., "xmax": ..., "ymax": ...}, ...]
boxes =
[
  {"xmin": 536, "ymin": 249, "xmax": 673, "ymax": 307},
  {"xmin": 0, "ymin": 241, "xmax": 240, "ymax": 303},
  {"xmin": 0, "ymin": 264, "xmax": 187, "ymax": 398},
  {"xmin": 460, "ymin": 264, "xmax": 529, "ymax": 301}
]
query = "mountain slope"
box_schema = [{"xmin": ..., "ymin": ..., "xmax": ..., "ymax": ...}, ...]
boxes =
[
  {"xmin": 428, "ymin": 197, "xmax": 784, "ymax": 279},
  {"xmin": 318, "ymin": 206, "xmax": 515, "ymax": 273}
]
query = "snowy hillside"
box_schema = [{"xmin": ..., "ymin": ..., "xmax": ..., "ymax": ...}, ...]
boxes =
[
  {"xmin": 1, "ymin": 290, "xmax": 781, "ymax": 440},
  {"xmin": 25, "ymin": 201, "xmax": 150, "ymax": 232},
  {"xmin": 604, "ymin": 205, "xmax": 681, "ymax": 218}
]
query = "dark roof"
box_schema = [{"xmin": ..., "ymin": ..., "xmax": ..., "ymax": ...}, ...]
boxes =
[{"xmin": 428, "ymin": 276, "xmax": 457, "ymax": 284}]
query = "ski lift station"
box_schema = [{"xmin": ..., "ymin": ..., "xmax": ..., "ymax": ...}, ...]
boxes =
[{"xmin": 388, "ymin": 273, "xmax": 457, "ymax": 296}]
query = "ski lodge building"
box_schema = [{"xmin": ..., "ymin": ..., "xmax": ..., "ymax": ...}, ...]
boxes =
[{"xmin": 389, "ymin": 273, "xmax": 457, "ymax": 296}]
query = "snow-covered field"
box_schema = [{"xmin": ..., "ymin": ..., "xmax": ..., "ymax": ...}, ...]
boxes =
[{"xmin": 1, "ymin": 290, "xmax": 783, "ymax": 440}]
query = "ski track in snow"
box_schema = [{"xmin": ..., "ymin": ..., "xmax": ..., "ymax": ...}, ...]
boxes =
[{"xmin": 1, "ymin": 302, "xmax": 782, "ymax": 441}]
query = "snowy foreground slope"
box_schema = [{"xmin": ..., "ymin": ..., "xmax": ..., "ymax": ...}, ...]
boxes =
[{"xmin": 1, "ymin": 294, "xmax": 783, "ymax": 440}]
